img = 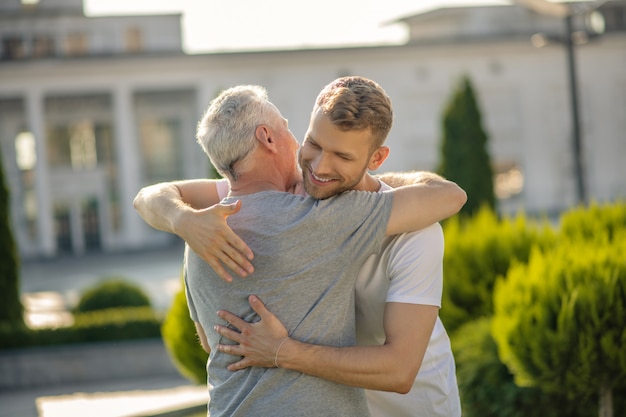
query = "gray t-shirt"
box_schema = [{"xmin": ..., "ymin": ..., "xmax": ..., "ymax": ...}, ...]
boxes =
[{"xmin": 184, "ymin": 189, "xmax": 393, "ymax": 417}]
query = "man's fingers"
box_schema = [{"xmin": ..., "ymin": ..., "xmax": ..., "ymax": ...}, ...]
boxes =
[
  {"xmin": 213, "ymin": 200, "xmax": 242, "ymax": 217},
  {"xmin": 217, "ymin": 309, "xmax": 247, "ymax": 330},
  {"xmin": 226, "ymin": 358, "xmax": 251, "ymax": 371},
  {"xmin": 221, "ymin": 242, "xmax": 254, "ymax": 274},
  {"xmin": 212, "ymin": 249, "xmax": 251, "ymax": 278},
  {"xmin": 248, "ymin": 295, "xmax": 271, "ymax": 320},
  {"xmin": 215, "ymin": 325, "xmax": 243, "ymax": 343},
  {"xmin": 227, "ymin": 234, "xmax": 254, "ymax": 262},
  {"xmin": 206, "ymin": 258, "xmax": 233, "ymax": 283}
]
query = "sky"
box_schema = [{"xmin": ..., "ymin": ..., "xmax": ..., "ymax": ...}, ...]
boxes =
[{"xmin": 83, "ymin": 0, "xmax": 511, "ymax": 54}]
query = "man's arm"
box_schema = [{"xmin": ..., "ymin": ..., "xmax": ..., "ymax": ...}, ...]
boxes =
[
  {"xmin": 133, "ymin": 179, "xmax": 254, "ymax": 282},
  {"xmin": 385, "ymin": 174, "xmax": 466, "ymax": 236},
  {"xmin": 214, "ymin": 223, "xmax": 445, "ymax": 393},
  {"xmin": 215, "ymin": 297, "xmax": 437, "ymax": 393},
  {"xmin": 376, "ymin": 170, "xmax": 446, "ymax": 189}
]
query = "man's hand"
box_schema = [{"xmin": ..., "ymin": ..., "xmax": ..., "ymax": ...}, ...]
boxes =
[
  {"xmin": 174, "ymin": 200, "xmax": 254, "ymax": 282},
  {"xmin": 215, "ymin": 295, "xmax": 289, "ymax": 370}
]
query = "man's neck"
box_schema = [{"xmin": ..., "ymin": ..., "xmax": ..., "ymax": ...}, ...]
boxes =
[
  {"xmin": 351, "ymin": 173, "xmax": 382, "ymax": 193},
  {"xmin": 229, "ymin": 178, "xmax": 284, "ymax": 196}
]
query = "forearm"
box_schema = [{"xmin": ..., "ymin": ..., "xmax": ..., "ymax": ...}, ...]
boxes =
[
  {"xmin": 376, "ymin": 171, "xmax": 446, "ymax": 188},
  {"xmin": 277, "ymin": 340, "xmax": 418, "ymax": 393}
]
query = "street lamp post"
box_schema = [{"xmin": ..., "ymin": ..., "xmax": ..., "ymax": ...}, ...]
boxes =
[
  {"xmin": 564, "ymin": 13, "xmax": 586, "ymax": 204},
  {"xmin": 515, "ymin": 0, "xmax": 607, "ymax": 205}
]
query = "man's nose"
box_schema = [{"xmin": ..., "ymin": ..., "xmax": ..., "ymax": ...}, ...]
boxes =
[{"xmin": 311, "ymin": 152, "xmax": 332, "ymax": 175}]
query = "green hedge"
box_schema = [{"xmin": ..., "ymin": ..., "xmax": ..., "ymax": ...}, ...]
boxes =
[
  {"xmin": 451, "ymin": 317, "xmax": 587, "ymax": 417},
  {"xmin": 440, "ymin": 206, "xmax": 554, "ymax": 332},
  {"xmin": 448, "ymin": 200, "xmax": 626, "ymax": 416},
  {"xmin": 492, "ymin": 237, "xmax": 626, "ymax": 416},
  {"xmin": 0, "ymin": 306, "xmax": 161, "ymax": 350},
  {"xmin": 1, "ymin": 276, "xmax": 161, "ymax": 349}
]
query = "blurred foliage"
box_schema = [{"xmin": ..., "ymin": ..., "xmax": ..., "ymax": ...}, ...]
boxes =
[
  {"xmin": 0, "ymin": 145, "xmax": 22, "ymax": 324},
  {"xmin": 0, "ymin": 306, "xmax": 161, "ymax": 349},
  {"xmin": 492, "ymin": 235, "xmax": 626, "ymax": 415},
  {"xmin": 438, "ymin": 75, "xmax": 495, "ymax": 217},
  {"xmin": 440, "ymin": 205, "xmax": 555, "ymax": 333},
  {"xmin": 451, "ymin": 317, "xmax": 591, "ymax": 417},
  {"xmin": 74, "ymin": 277, "xmax": 152, "ymax": 313},
  {"xmin": 443, "ymin": 200, "xmax": 626, "ymax": 415},
  {"xmin": 161, "ymin": 279, "xmax": 208, "ymax": 385},
  {"xmin": 558, "ymin": 199, "xmax": 626, "ymax": 243}
]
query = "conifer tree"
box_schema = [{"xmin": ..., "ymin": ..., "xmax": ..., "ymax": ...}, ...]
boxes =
[
  {"xmin": 438, "ymin": 75, "xmax": 495, "ymax": 217},
  {"xmin": 0, "ymin": 146, "xmax": 22, "ymax": 324}
]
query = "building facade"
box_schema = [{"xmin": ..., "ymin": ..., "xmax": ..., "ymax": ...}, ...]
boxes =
[{"xmin": 1, "ymin": 0, "xmax": 625, "ymax": 259}]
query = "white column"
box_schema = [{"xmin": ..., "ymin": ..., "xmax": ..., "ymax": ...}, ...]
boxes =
[
  {"xmin": 25, "ymin": 90, "xmax": 55, "ymax": 257},
  {"xmin": 112, "ymin": 85, "xmax": 143, "ymax": 248}
]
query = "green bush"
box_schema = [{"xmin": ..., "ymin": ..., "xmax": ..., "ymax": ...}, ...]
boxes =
[
  {"xmin": 446, "ymin": 201, "xmax": 626, "ymax": 415},
  {"xmin": 162, "ymin": 283, "xmax": 208, "ymax": 385},
  {"xmin": 0, "ymin": 306, "xmax": 161, "ymax": 349},
  {"xmin": 0, "ymin": 145, "xmax": 22, "ymax": 324},
  {"xmin": 441, "ymin": 206, "xmax": 554, "ymax": 332},
  {"xmin": 492, "ymin": 238, "xmax": 626, "ymax": 416},
  {"xmin": 558, "ymin": 199, "xmax": 626, "ymax": 243},
  {"xmin": 75, "ymin": 277, "xmax": 152, "ymax": 313},
  {"xmin": 451, "ymin": 317, "xmax": 584, "ymax": 417}
]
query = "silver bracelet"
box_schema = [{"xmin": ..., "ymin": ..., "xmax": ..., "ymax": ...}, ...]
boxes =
[{"xmin": 274, "ymin": 337, "xmax": 290, "ymax": 368}]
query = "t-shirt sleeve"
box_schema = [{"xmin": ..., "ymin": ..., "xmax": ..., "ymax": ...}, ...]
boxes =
[
  {"xmin": 327, "ymin": 190, "xmax": 394, "ymax": 256},
  {"xmin": 385, "ymin": 223, "xmax": 444, "ymax": 307},
  {"xmin": 215, "ymin": 178, "xmax": 230, "ymax": 200}
]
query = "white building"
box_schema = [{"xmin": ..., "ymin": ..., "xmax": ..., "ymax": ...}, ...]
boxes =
[{"xmin": 1, "ymin": 0, "xmax": 625, "ymax": 259}]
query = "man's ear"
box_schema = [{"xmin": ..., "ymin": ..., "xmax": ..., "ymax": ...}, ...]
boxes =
[
  {"xmin": 255, "ymin": 125, "xmax": 278, "ymax": 153},
  {"xmin": 368, "ymin": 146, "xmax": 390, "ymax": 171}
]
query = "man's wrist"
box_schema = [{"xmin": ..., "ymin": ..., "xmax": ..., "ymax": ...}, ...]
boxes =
[{"xmin": 170, "ymin": 204, "xmax": 195, "ymax": 237}]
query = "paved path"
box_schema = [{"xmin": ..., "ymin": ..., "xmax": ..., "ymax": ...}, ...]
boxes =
[
  {"xmin": 0, "ymin": 375, "xmax": 208, "ymax": 417},
  {"xmin": 5, "ymin": 242, "xmax": 208, "ymax": 417}
]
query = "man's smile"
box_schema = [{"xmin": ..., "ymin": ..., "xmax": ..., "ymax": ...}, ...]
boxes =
[{"xmin": 308, "ymin": 167, "xmax": 337, "ymax": 185}]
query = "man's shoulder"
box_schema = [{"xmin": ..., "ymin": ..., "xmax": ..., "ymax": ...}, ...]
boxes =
[{"xmin": 386, "ymin": 222, "xmax": 444, "ymax": 252}]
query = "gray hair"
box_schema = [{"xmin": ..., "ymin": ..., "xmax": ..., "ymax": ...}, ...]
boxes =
[{"xmin": 196, "ymin": 85, "xmax": 277, "ymax": 181}]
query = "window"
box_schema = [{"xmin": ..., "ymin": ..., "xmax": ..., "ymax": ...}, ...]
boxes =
[
  {"xmin": 125, "ymin": 27, "xmax": 143, "ymax": 53},
  {"xmin": 33, "ymin": 35, "xmax": 55, "ymax": 58},
  {"xmin": 2, "ymin": 36, "xmax": 25, "ymax": 60},
  {"xmin": 139, "ymin": 118, "xmax": 183, "ymax": 182},
  {"xmin": 64, "ymin": 32, "xmax": 88, "ymax": 56}
]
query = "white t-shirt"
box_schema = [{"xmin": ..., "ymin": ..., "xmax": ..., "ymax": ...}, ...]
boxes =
[{"xmin": 354, "ymin": 183, "xmax": 461, "ymax": 417}]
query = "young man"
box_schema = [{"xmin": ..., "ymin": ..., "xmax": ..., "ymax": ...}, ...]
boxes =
[{"xmin": 134, "ymin": 77, "xmax": 465, "ymax": 416}]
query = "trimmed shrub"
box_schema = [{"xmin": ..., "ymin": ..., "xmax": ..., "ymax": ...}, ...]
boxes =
[
  {"xmin": 162, "ymin": 283, "xmax": 208, "ymax": 385},
  {"xmin": 558, "ymin": 199, "xmax": 626, "ymax": 243},
  {"xmin": 1, "ymin": 275, "xmax": 160, "ymax": 350},
  {"xmin": 492, "ymin": 237, "xmax": 626, "ymax": 417},
  {"xmin": 452, "ymin": 317, "xmax": 585, "ymax": 417},
  {"xmin": 440, "ymin": 206, "xmax": 554, "ymax": 332},
  {"xmin": 75, "ymin": 277, "xmax": 151, "ymax": 313}
]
